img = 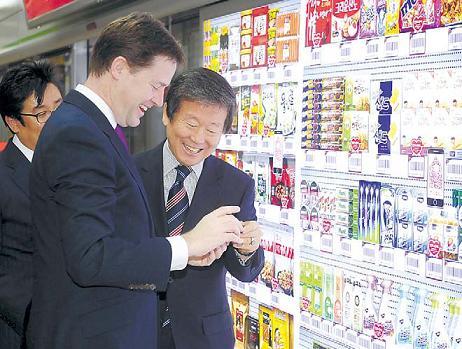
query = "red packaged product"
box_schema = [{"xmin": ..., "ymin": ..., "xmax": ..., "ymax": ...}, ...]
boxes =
[
  {"xmin": 306, "ymin": 0, "xmax": 333, "ymax": 47},
  {"xmin": 331, "ymin": 0, "xmax": 361, "ymax": 41},
  {"xmin": 399, "ymin": 0, "xmax": 441, "ymax": 32},
  {"xmin": 252, "ymin": 6, "xmax": 269, "ymax": 38}
]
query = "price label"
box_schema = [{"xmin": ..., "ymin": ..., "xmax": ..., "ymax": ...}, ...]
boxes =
[
  {"xmin": 449, "ymin": 27, "xmax": 462, "ymax": 50},
  {"xmin": 340, "ymin": 239, "xmax": 352, "ymax": 257},
  {"xmin": 426, "ymin": 257, "xmax": 443, "ymax": 280},
  {"xmin": 362, "ymin": 243, "xmax": 378, "ymax": 264},
  {"xmin": 240, "ymin": 137, "xmax": 249, "ymax": 149},
  {"xmin": 267, "ymin": 69, "xmax": 276, "ymax": 81},
  {"xmin": 333, "ymin": 325, "xmax": 345, "ymax": 340},
  {"xmin": 230, "ymin": 72, "xmax": 238, "ymax": 84},
  {"xmin": 365, "ymin": 38, "xmax": 380, "ymax": 59},
  {"xmin": 339, "ymin": 42, "xmax": 352, "ymax": 62},
  {"xmin": 376, "ymin": 155, "xmax": 391, "ymax": 175},
  {"xmin": 321, "ymin": 234, "xmax": 333, "ymax": 253},
  {"xmin": 271, "ymin": 293, "xmax": 280, "ymax": 305},
  {"xmin": 225, "ymin": 136, "xmax": 233, "ymax": 146},
  {"xmin": 232, "ymin": 278, "xmax": 238, "ymax": 287},
  {"xmin": 305, "ymin": 150, "xmax": 316, "ymax": 167},
  {"xmin": 384, "ymin": 36, "xmax": 399, "ymax": 57},
  {"xmin": 346, "ymin": 329, "xmax": 358, "ymax": 344},
  {"xmin": 445, "ymin": 261, "xmax": 462, "ymax": 285},
  {"xmin": 250, "ymin": 136, "xmax": 259, "ymax": 149},
  {"xmin": 408, "ymin": 156, "xmax": 425, "ymax": 178},
  {"xmin": 241, "ymin": 71, "xmax": 249, "ymax": 82},
  {"xmin": 253, "ymin": 70, "xmax": 261, "ymax": 81},
  {"xmin": 409, "ymin": 32, "xmax": 426, "ymax": 55},
  {"xmin": 359, "ymin": 334, "xmax": 372, "ymax": 349},
  {"xmin": 325, "ymin": 152, "xmax": 337, "ymax": 170},
  {"xmin": 249, "ymin": 285, "xmax": 257, "ymax": 295},
  {"xmin": 321, "ymin": 320, "xmax": 332, "ymax": 334},
  {"xmin": 258, "ymin": 205, "xmax": 266, "ymax": 217},
  {"xmin": 301, "ymin": 313, "xmax": 311, "ymax": 327},
  {"xmin": 310, "ymin": 47, "xmax": 322, "ymax": 65},
  {"xmin": 372, "ymin": 340, "xmax": 386, "ymax": 349},
  {"xmin": 446, "ymin": 159, "xmax": 462, "ymax": 181},
  {"xmin": 273, "ymin": 133, "xmax": 284, "ymax": 169},
  {"xmin": 304, "ymin": 231, "xmax": 313, "ymax": 244},
  {"xmin": 348, "ymin": 152, "xmax": 362, "ymax": 172},
  {"xmin": 284, "ymin": 67, "xmax": 293, "ymax": 78},
  {"xmin": 379, "ymin": 247, "xmax": 395, "ymax": 268},
  {"xmin": 311, "ymin": 315, "xmax": 321, "ymax": 330}
]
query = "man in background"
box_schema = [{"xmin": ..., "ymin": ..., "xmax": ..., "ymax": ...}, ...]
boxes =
[
  {"xmin": 29, "ymin": 13, "xmax": 243, "ymax": 349},
  {"xmin": 0, "ymin": 61, "xmax": 62, "ymax": 348},
  {"xmin": 136, "ymin": 67, "xmax": 264, "ymax": 349}
]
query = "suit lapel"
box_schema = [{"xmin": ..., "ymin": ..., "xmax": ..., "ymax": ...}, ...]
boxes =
[
  {"xmin": 64, "ymin": 90, "xmax": 154, "ymax": 232},
  {"xmin": 4, "ymin": 139, "xmax": 30, "ymax": 198},
  {"xmin": 184, "ymin": 156, "xmax": 223, "ymax": 232},
  {"xmin": 140, "ymin": 144, "xmax": 168, "ymax": 237}
]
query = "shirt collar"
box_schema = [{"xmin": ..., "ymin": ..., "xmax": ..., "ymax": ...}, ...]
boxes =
[
  {"xmin": 75, "ymin": 84, "xmax": 117, "ymax": 129},
  {"xmin": 163, "ymin": 140, "xmax": 204, "ymax": 179},
  {"xmin": 12, "ymin": 135, "xmax": 33, "ymax": 162}
]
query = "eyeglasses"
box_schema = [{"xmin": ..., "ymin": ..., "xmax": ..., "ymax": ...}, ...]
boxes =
[{"xmin": 19, "ymin": 109, "xmax": 54, "ymax": 124}]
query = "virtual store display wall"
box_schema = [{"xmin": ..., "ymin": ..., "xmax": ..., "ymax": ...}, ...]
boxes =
[{"xmin": 202, "ymin": 0, "xmax": 462, "ymax": 348}]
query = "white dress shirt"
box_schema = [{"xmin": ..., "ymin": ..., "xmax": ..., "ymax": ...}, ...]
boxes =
[
  {"xmin": 74, "ymin": 84, "xmax": 188, "ymax": 271},
  {"xmin": 12, "ymin": 135, "xmax": 33, "ymax": 163}
]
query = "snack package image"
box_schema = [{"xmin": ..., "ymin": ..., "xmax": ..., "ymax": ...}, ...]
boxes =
[
  {"xmin": 306, "ymin": 0, "xmax": 333, "ymax": 47},
  {"xmin": 245, "ymin": 316, "xmax": 260, "ymax": 349},
  {"xmin": 399, "ymin": 0, "xmax": 442, "ymax": 33},
  {"xmin": 273, "ymin": 225, "xmax": 295, "ymax": 296},
  {"xmin": 272, "ymin": 309, "xmax": 291, "ymax": 349},
  {"xmin": 231, "ymin": 290, "xmax": 249, "ymax": 349},
  {"xmin": 332, "ymin": 0, "xmax": 361, "ymax": 41},
  {"xmin": 259, "ymin": 305, "xmax": 274, "ymax": 349}
]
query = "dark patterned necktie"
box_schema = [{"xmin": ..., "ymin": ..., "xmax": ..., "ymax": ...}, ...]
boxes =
[
  {"xmin": 166, "ymin": 165, "xmax": 191, "ymax": 236},
  {"xmin": 114, "ymin": 125, "xmax": 129, "ymax": 151}
]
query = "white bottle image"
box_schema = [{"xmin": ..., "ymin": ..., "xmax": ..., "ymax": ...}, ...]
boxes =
[
  {"xmin": 395, "ymin": 285, "xmax": 414, "ymax": 348},
  {"xmin": 430, "ymin": 294, "xmax": 451, "ymax": 349},
  {"xmin": 413, "ymin": 289, "xmax": 431, "ymax": 349},
  {"xmin": 363, "ymin": 276, "xmax": 379, "ymax": 337}
]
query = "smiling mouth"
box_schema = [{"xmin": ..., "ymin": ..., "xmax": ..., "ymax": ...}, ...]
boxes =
[{"xmin": 184, "ymin": 144, "xmax": 202, "ymax": 154}]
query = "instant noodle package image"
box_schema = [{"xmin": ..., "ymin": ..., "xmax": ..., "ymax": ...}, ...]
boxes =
[{"xmin": 259, "ymin": 305, "xmax": 274, "ymax": 349}]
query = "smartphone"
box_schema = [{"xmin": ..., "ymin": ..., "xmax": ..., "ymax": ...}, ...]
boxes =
[{"xmin": 426, "ymin": 148, "xmax": 445, "ymax": 207}]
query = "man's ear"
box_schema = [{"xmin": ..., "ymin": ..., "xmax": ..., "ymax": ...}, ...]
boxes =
[
  {"xmin": 162, "ymin": 105, "xmax": 170, "ymax": 127},
  {"xmin": 110, "ymin": 56, "xmax": 129, "ymax": 80},
  {"xmin": 5, "ymin": 116, "xmax": 21, "ymax": 134}
]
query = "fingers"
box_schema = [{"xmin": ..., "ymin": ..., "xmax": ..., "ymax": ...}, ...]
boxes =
[{"xmin": 211, "ymin": 206, "xmax": 241, "ymax": 217}]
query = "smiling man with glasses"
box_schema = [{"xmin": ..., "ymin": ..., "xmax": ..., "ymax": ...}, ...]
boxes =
[{"xmin": 0, "ymin": 60, "xmax": 62, "ymax": 349}]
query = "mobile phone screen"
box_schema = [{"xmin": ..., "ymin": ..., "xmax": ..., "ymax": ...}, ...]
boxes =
[{"xmin": 426, "ymin": 148, "xmax": 444, "ymax": 207}]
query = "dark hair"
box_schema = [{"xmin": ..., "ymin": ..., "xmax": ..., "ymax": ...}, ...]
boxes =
[
  {"xmin": 0, "ymin": 60, "xmax": 58, "ymax": 130},
  {"xmin": 89, "ymin": 12, "xmax": 184, "ymax": 76},
  {"xmin": 165, "ymin": 67, "xmax": 236, "ymax": 132}
]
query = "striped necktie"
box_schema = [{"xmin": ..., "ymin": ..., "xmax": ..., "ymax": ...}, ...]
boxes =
[{"xmin": 166, "ymin": 165, "xmax": 191, "ymax": 236}]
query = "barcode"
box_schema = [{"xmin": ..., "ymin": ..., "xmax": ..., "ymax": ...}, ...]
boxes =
[
  {"xmin": 226, "ymin": 138, "xmax": 232, "ymax": 145},
  {"xmin": 427, "ymin": 260, "xmax": 443, "ymax": 273},
  {"xmin": 341, "ymin": 46, "xmax": 351, "ymax": 57},
  {"xmin": 347, "ymin": 331, "xmax": 357, "ymax": 343},
  {"xmin": 335, "ymin": 327, "xmax": 344, "ymax": 338},
  {"xmin": 378, "ymin": 158, "xmax": 390, "ymax": 169},
  {"xmin": 373, "ymin": 341, "xmax": 386, "ymax": 349},
  {"xmin": 367, "ymin": 43, "xmax": 379, "ymax": 54},
  {"xmin": 281, "ymin": 211, "xmax": 289, "ymax": 220},
  {"xmin": 306, "ymin": 152, "xmax": 314, "ymax": 162},
  {"xmin": 364, "ymin": 247, "xmax": 376, "ymax": 258},
  {"xmin": 238, "ymin": 281, "xmax": 245, "ymax": 289},
  {"xmin": 259, "ymin": 206, "xmax": 266, "ymax": 215},
  {"xmin": 326, "ymin": 154, "xmax": 337, "ymax": 165},
  {"xmin": 268, "ymin": 71, "xmax": 275, "ymax": 79},
  {"xmin": 251, "ymin": 140, "xmax": 258, "ymax": 147},
  {"xmin": 254, "ymin": 73, "xmax": 261, "ymax": 80},
  {"xmin": 341, "ymin": 241, "xmax": 352, "ymax": 253},
  {"xmin": 305, "ymin": 233, "xmax": 313, "ymax": 243},
  {"xmin": 263, "ymin": 141, "xmax": 269, "ymax": 148},
  {"xmin": 321, "ymin": 322, "xmax": 331, "ymax": 334},
  {"xmin": 359, "ymin": 337, "xmax": 371, "ymax": 349},
  {"xmin": 449, "ymin": 32, "xmax": 462, "ymax": 44},
  {"xmin": 448, "ymin": 161, "xmax": 462, "ymax": 174},
  {"xmin": 272, "ymin": 295, "xmax": 279, "ymax": 303},
  {"xmin": 350, "ymin": 157, "xmax": 361, "ymax": 167},
  {"xmin": 322, "ymin": 236, "xmax": 333, "ymax": 248},
  {"xmin": 407, "ymin": 256, "xmax": 419, "ymax": 268},
  {"xmin": 446, "ymin": 265, "xmax": 462, "ymax": 279},
  {"xmin": 381, "ymin": 250, "xmax": 394, "ymax": 262},
  {"xmin": 241, "ymin": 139, "xmax": 248, "ymax": 147},
  {"xmin": 284, "ymin": 69, "xmax": 292, "ymax": 78},
  {"xmin": 312, "ymin": 317, "xmax": 321, "ymax": 329},
  {"xmin": 312, "ymin": 50, "xmax": 320, "ymax": 61},
  {"xmin": 386, "ymin": 41, "xmax": 398, "ymax": 52},
  {"xmin": 410, "ymin": 160, "xmax": 424, "ymax": 171},
  {"xmin": 411, "ymin": 37, "xmax": 425, "ymax": 49},
  {"xmin": 249, "ymin": 286, "xmax": 256, "ymax": 294}
]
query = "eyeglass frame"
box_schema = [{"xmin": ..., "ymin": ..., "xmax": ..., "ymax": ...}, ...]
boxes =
[{"xmin": 18, "ymin": 109, "xmax": 56, "ymax": 124}]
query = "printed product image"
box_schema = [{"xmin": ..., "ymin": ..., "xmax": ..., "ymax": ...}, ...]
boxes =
[
  {"xmin": 332, "ymin": 0, "xmax": 361, "ymax": 41},
  {"xmin": 306, "ymin": 0, "xmax": 333, "ymax": 47},
  {"xmin": 259, "ymin": 305, "xmax": 274, "ymax": 349},
  {"xmin": 232, "ymin": 290, "xmax": 249, "ymax": 349}
]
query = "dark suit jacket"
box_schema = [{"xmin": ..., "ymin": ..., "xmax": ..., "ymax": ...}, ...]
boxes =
[
  {"xmin": 29, "ymin": 90, "xmax": 172, "ymax": 349},
  {"xmin": 136, "ymin": 142, "xmax": 264, "ymax": 349},
  {"xmin": 0, "ymin": 140, "xmax": 33, "ymax": 348}
]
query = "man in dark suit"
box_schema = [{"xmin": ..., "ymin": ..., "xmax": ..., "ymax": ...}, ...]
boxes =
[
  {"xmin": 29, "ymin": 13, "xmax": 243, "ymax": 349},
  {"xmin": 0, "ymin": 61, "xmax": 62, "ymax": 348},
  {"xmin": 136, "ymin": 68, "xmax": 264, "ymax": 349}
]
